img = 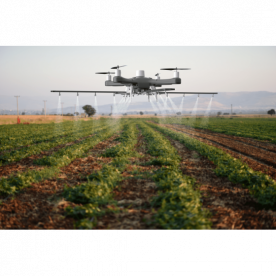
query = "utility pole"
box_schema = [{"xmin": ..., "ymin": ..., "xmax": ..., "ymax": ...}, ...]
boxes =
[
  {"xmin": 61, "ymin": 102, "xmax": 64, "ymax": 116},
  {"xmin": 14, "ymin": 96, "xmax": 20, "ymax": 116},
  {"xmin": 43, "ymin": 100, "xmax": 47, "ymax": 117}
]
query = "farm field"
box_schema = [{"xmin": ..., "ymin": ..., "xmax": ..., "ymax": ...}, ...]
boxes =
[
  {"xmin": 0, "ymin": 118, "xmax": 276, "ymax": 229},
  {"xmin": 0, "ymin": 115, "xmax": 85, "ymax": 125},
  {"xmin": 152, "ymin": 117, "xmax": 276, "ymax": 144}
]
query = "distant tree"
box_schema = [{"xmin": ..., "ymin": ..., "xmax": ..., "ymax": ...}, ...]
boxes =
[
  {"xmin": 176, "ymin": 112, "xmax": 181, "ymax": 115},
  {"xmin": 140, "ymin": 111, "xmax": 144, "ymax": 115},
  {"xmin": 155, "ymin": 113, "xmax": 157, "ymax": 116},
  {"xmin": 74, "ymin": 112, "xmax": 79, "ymax": 116},
  {"xmin": 109, "ymin": 113, "xmax": 112, "ymax": 116},
  {"xmin": 123, "ymin": 113, "xmax": 127, "ymax": 116},
  {"xmin": 82, "ymin": 105, "xmax": 96, "ymax": 117},
  {"xmin": 217, "ymin": 111, "xmax": 222, "ymax": 116},
  {"xmin": 22, "ymin": 112, "xmax": 25, "ymax": 115},
  {"xmin": 267, "ymin": 109, "xmax": 275, "ymax": 116}
]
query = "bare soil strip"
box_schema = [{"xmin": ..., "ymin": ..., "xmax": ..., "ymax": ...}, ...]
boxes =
[
  {"xmin": 163, "ymin": 124, "xmax": 276, "ymax": 181},
  {"xmin": 163, "ymin": 134, "xmax": 276, "ymax": 229},
  {"xmin": 0, "ymin": 135, "xmax": 120, "ymax": 229},
  {"xmin": 0, "ymin": 133, "xmax": 95, "ymax": 178},
  {"xmin": 96, "ymin": 133, "xmax": 159, "ymax": 229},
  {"xmin": 96, "ymin": 166, "xmax": 158, "ymax": 229}
]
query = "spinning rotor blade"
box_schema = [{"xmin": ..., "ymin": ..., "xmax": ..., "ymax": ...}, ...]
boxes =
[
  {"xmin": 95, "ymin": 72, "xmax": 115, "ymax": 74},
  {"xmin": 160, "ymin": 68, "xmax": 190, "ymax": 70},
  {"xmin": 111, "ymin": 65, "xmax": 127, "ymax": 69},
  {"xmin": 155, "ymin": 73, "xmax": 160, "ymax": 76}
]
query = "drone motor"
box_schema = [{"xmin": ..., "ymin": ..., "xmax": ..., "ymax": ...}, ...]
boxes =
[
  {"xmin": 136, "ymin": 70, "xmax": 145, "ymax": 78},
  {"xmin": 174, "ymin": 71, "xmax": 179, "ymax": 78},
  {"xmin": 111, "ymin": 65, "xmax": 127, "ymax": 77}
]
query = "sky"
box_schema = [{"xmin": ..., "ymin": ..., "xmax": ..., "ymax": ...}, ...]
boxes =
[{"xmin": 0, "ymin": 46, "xmax": 275, "ymax": 109}]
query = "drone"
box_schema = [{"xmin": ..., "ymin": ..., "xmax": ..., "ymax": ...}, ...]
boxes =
[{"xmin": 51, "ymin": 65, "xmax": 217, "ymax": 101}]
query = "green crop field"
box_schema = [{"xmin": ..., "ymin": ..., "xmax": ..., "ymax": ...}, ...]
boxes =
[
  {"xmin": 151, "ymin": 117, "xmax": 276, "ymax": 143},
  {"xmin": 0, "ymin": 117, "xmax": 276, "ymax": 229}
]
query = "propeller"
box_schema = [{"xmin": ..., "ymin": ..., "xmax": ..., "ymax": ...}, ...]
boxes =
[
  {"xmin": 160, "ymin": 68, "xmax": 190, "ymax": 71},
  {"xmin": 155, "ymin": 73, "xmax": 160, "ymax": 76},
  {"xmin": 111, "ymin": 65, "xmax": 127, "ymax": 69},
  {"xmin": 95, "ymin": 72, "xmax": 115, "ymax": 74}
]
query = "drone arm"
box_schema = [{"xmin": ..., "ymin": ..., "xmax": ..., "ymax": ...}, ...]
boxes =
[
  {"xmin": 51, "ymin": 90, "xmax": 126, "ymax": 95},
  {"xmin": 158, "ymin": 92, "xmax": 218, "ymax": 95},
  {"xmin": 105, "ymin": 81, "xmax": 124, "ymax": 87},
  {"xmin": 149, "ymin": 78, "xmax": 181, "ymax": 85},
  {"xmin": 113, "ymin": 76, "xmax": 136, "ymax": 85},
  {"xmin": 150, "ymin": 88, "xmax": 175, "ymax": 92}
]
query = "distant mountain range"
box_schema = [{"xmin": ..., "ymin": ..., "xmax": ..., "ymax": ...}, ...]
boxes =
[{"xmin": 1, "ymin": 91, "xmax": 276, "ymax": 114}]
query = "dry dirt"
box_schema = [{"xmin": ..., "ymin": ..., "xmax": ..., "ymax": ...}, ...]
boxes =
[{"xmin": 0, "ymin": 115, "xmax": 102, "ymax": 125}]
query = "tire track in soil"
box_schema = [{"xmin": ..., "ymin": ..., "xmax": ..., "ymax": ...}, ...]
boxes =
[
  {"xmin": 0, "ymin": 134, "xmax": 120, "ymax": 229},
  {"xmin": 95, "ymin": 132, "xmax": 159, "ymax": 229},
  {"xmin": 162, "ymin": 124, "xmax": 276, "ymax": 181},
  {"xmin": 0, "ymin": 133, "xmax": 96, "ymax": 178},
  {"xmin": 163, "ymin": 134, "xmax": 276, "ymax": 229}
]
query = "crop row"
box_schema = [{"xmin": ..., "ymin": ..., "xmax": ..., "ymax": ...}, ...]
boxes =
[
  {"xmin": 0, "ymin": 122, "xmax": 123, "ymax": 196},
  {"xmin": 0, "ymin": 120, "xmax": 104, "ymax": 152},
  {"xmin": 152, "ymin": 117, "xmax": 276, "ymax": 144},
  {"xmin": 0, "ymin": 122, "xmax": 109, "ymax": 165},
  {"xmin": 62, "ymin": 121, "xmax": 139, "ymax": 229},
  {"xmin": 148, "ymin": 122, "xmax": 276, "ymax": 207},
  {"xmin": 0, "ymin": 120, "xmax": 66, "ymax": 141},
  {"xmin": 137, "ymin": 122, "xmax": 211, "ymax": 229}
]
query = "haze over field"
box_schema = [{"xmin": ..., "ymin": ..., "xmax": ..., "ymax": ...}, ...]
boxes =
[
  {"xmin": 0, "ymin": 46, "xmax": 275, "ymax": 113},
  {"xmin": 1, "ymin": 91, "xmax": 275, "ymax": 114}
]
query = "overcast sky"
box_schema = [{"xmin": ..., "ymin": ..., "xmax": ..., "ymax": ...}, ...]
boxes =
[{"xmin": 0, "ymin": 46, "xmax": 275, "ymax": 108}]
